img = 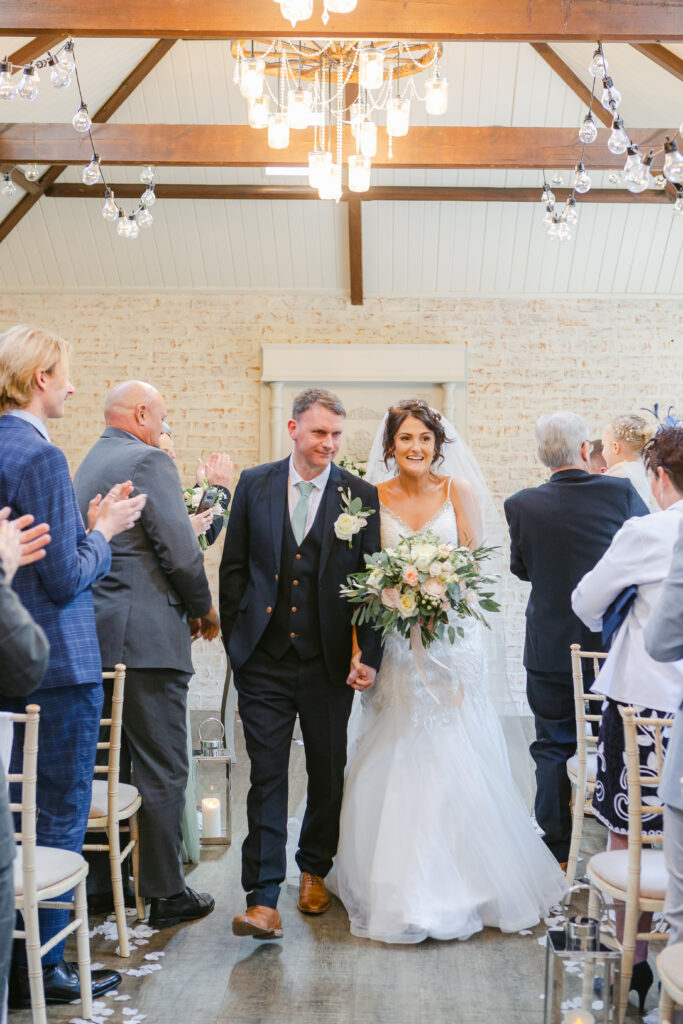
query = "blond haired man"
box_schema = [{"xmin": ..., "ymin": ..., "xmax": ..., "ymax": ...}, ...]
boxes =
[{"xmin": 0, "ymin": 325, "xmax": 145, "ymax": 1008}]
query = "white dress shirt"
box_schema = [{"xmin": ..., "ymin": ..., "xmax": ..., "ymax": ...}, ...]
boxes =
[
  {"xmin": 4, "ymin": 408, "xmax": 50, "ymax": 442},
  {"xmin": 287, "ymin": 456, "xmax": 330, "ymax": 540},
  {"xmin": 571, "ymin": 500, "xmax": 683, "ymax": 713},
  {"xmin": 605, "ymin": 458, "xmax": 657, "ymax": 512}
]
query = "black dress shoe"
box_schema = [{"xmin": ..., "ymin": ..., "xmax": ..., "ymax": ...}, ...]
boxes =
[
  {"xmin": 8, "ymin": 960, "xmax": 122, "ymax": 1008},
  {"xmin": 148, "ymin": 886, "xmax": 215, "ymax": 929}
]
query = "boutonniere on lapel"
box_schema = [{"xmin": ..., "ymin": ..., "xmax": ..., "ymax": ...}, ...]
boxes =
[{"xmin": 334, "ymin": 487, "xmax": 376, "ymax": 548}]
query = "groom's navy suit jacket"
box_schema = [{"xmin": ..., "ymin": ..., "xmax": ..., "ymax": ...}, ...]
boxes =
[
  {"xmin": 219, "ymin": 457, "xmax": 383, "ymax": 686},
  {"xmin": 504, "ymin": 468, "xmax": 648, "ymax": 674}
]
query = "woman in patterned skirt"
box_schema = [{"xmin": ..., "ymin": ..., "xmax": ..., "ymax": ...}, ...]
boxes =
[{"xmin": 572, "ymin": 423, "xmax": 683, "ymax": 1012}]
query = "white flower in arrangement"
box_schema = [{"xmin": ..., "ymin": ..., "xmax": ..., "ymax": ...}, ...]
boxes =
[
  {"xmin": 334, "ymin": 513, "xmax": 362, "ymax": 542},
  {"xmin": 401, "ymin": 564, "xmax": 419, "ymax": 587},
  {"xmin": 421, "ymin": 577, "xmax": 447, "ymax": 599},
  {"xmin": 397, "ymin": 543, "xmax": 410, "ymax": 557},
  {"xmin": 190, "ymin": 491, "xmax": 202, "ymax": 508},
  {"xmin": 429, "ymin": 561, "xmax": 446, "ymax": 578},
  {"xmin": 397, "ymin": 591, "xmax": 418, "ymax": 617},
  {"xmin": 411, "ymin": 542, "xmax": 437, "ymax": 571},
  {"xmin": 465, "ymin": 589, "xmax": 478, "ymax": 606},
  {"xmin": 437, "ymin": 543, "xmax": 454, "ymax": 558},
  {"xmin": 366, "ymin": 568, "xmax": 384, "ymax": 592}
]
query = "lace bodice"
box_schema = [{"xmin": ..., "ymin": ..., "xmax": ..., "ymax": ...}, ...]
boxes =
[{"xmin": 379, "ymin": 497, "xmax": 459, "ymax": 549}]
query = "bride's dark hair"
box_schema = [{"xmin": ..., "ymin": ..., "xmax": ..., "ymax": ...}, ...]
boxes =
[{"xmin": 383, "ymin": 400, "xmax": 450, "ymax": 467}]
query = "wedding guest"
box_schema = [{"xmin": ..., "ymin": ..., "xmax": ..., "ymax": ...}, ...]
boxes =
[
  {"xmin": 602, "ymin": 412, "xmax": 656, "ymax": 510},
  {"xmin": 74, "ymin": 380, "xmax": 219, "ymax": 929},
  {"xmin": 0, "ymin": 325, "xmax": 145, "ymax": 1008},
  {"xmin": 504, "ymin": 411, "xmax": 648, "ymax": 867},
  {"xmin": 160, "ymin": 422, "xmax": 233, "ymax": 546},
  {"xmin": 645, "ymin": 518, "xmax": 683, "ymax": 980},
  {"xmin": 572, "ymin": 424, "xmax": 683, "ymax": 1010},
  {"xmin": 590, "ymin": 438, "xmax": 607, "ymax": 474},
  {"xmin": 0, "ymin": 511, "xmax": 50, "ymax": 1004}
]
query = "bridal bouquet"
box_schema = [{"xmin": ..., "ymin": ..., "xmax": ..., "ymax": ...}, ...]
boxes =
[
  {"xmin": 183, "ymin": 479, "xmax": 229, "ymax": 550},
  {"xmin": 340, "ymin": 528, "xmax": 500, "ymax": 649}
]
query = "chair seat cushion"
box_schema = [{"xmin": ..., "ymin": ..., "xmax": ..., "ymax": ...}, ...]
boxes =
[
  {"xmin": 567, "ymin": 753, "xmax": 597, "ymax": 783},
  {"xmin": 14, "ymin": 845, "xmax": 86, "ymax": 896},
  {"xmin": 657, "ymin": 943, "xmax": 683, "ymax": 994},
  {"xmin": 89, "ymin": 780, "xmax": 140, "ymax": 818},
  {"xmin": 588, "ymin": 848, "xmax": 667, "ymax": 900}
]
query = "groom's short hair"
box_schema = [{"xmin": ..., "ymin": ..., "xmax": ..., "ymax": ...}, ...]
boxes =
[{"xmin": 292, "ymin": 388, "xmax": 346, "ymax": 420}]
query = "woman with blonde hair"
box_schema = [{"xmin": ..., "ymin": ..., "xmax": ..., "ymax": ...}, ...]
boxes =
[{"xmin": 602, "ymin": 413, "xmax": 656, "ymax": 510}]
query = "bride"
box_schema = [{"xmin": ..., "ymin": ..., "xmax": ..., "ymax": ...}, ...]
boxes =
[{"xmin": 333, "ymin": 400, "xmax": 567, "ymax": 944}]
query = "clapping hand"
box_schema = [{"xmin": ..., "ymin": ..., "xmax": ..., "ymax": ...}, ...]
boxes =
[
  {"xmin": 0, "ymin": 507, "xmax": 51, "ymax": 582},
  {"xmin": 196, "ymin": 453, "xmax": 233, "ymax": 490},
  {"xmin": 346, "ymin": 650, "xmax": 377, "ymax": 692},
  {"xmin": 90, "ymin": 481, "xmax": 148, "ymax": 542}
]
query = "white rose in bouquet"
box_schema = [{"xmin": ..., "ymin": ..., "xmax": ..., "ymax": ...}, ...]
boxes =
[
  {"xmin": 437, "ymin": 543, "xmax": 454, "ymax": 558},
  {"xmin": 398, "ymin": 591, "xmax": 418, "ymax": 617},
  {"xmin": 191, "ymin": 491, "xmax": 202, "ymax": 509},
  {"xmin": 366, "ymin": 568, "xmax": 384, "ymax": 592},
  {"xmin": 429, "ymin": 561, "xmax": 447, "ymax": 578},
  {"xmin": 421, "ymin": 577, "xmax": 448, "ymax": 600},
  {"xmin": 411, "ymin": 542, "xmax": 437, "ymax": 571}
]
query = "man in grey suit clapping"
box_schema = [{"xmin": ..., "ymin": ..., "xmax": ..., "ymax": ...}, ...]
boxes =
[
  {"xmin": 74, "ymin": 381, "xmax": 221, "ymax": 929},
  {"xmin": 645, "ymin": 517, "xmax": 683, "ymax": 951}
]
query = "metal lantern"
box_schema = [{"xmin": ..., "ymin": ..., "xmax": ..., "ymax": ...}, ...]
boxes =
[
  {"xmin": 193, "ymin": 717, "xmax": 231, "ymax": 846},
  {"xmin": 544, "ymin": 892, "xmax": 621, "ymax": 1024}
]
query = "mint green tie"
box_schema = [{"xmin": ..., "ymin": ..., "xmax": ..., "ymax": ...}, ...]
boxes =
[{"xmin": 291, "ymin": 481, "xmax": 315, "ymax": 546}]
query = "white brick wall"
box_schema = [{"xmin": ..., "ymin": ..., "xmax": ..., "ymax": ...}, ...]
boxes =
[{"xmin": 2, "ymin": 291, "xmax": 680, "ymax": 709}]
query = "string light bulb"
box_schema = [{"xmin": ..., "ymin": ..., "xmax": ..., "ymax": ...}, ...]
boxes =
[
  {"xmin": 137, "ymin": 205, "xmax": 154, "ymax": 228},
  {"xmin": 562, "ymin": 196, "xmax": 578, "ymax": 225},
  {"xmin": 0, "ymin": 61, "xmax": 16, "ymax": 101},
  {"xmin": 126, "ymin": 213, "xmax": 139, "ymax": 239},
  {"xmin": 141, "ymin": 186, "xmax": 156, "ymax": 207},
  {"xmin": 24, "ymin": 164, "xmax": 39, "ymax": 182},
  {"xmin": 578, "ymin": 114, "xmax": 598, "ymax": 145},
  {"xmin": 58, "ymin": 41, "xmax": 76, "ymax": 74},
  {"xmin": 116, "ymin": 210, "xmax": 132, "ymax": 237},
  {"xmin": 600, "ymin": 76, "xmax": 621, "ymax": 111},
  {"xmin": 49, "ymin": 56, "xmax": 71, "ymax": 90},
  {"xmin": 102, "ymin": 189, "xmax": 119, "ymax": 221},
  {"xmin": 623, "ymin": 146, "xmax": 650, "ymax": 193},
  {"xmin": 82, "ymin": 154, "xmax": 101, "ymax": 186},
  {"xmin": 139, "ymin": 165, "xmax": 155, "ymax": 185},
  {"xmin": 541, "ymin": 188, "xmax": 555, "ymax": 204},
  {"xmin": 542, "ymin": 203, "xmax": 555, "ymax": 227},
  {"xmin": 72, "ymin": 103, "xmax": 92, "ymax": 133},
  {"xmin": 675, "ymin": 191, "xmax": 683, "ymax": 215},
  {"xmin": 663, "ymin": 138, "xmax": 683, "ymax": 184},
  {"xmin": 589, "ymin": 48, "xmax": 608, "ymax": 78},
  {"xmin": 573, "ymin": 162, "xmax": 592, "ymax": 194},
  {"xmin": 0, "ymin": 174, "xmax": 17, "ymax": 198},
  {"xmin": 17, "ymin": 66, "xmax": 39, "ymax": 102},
  {"xmin": 607, "ymin": 117, "xmax": 629, "ymax": 155}
]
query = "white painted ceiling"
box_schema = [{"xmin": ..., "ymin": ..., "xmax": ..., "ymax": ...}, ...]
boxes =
[{"xmin": 0, "ymin": 37, "xmax": 681, "ymax": 294}]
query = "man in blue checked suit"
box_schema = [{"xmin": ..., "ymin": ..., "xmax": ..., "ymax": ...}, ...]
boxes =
[{"xmin": 0, "ymin": 325, "xmax": 145, "ymax": 1009}]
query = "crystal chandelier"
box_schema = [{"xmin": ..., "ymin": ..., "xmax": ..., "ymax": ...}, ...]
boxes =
[{"xmin": 232, "ymin": 39, "xmax": 447, "ymax": 200}]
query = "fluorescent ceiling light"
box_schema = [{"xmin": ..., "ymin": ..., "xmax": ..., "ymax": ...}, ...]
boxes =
[{"xmin": 265, "ymin": 166, "xmax": 309, "ymax": 176}]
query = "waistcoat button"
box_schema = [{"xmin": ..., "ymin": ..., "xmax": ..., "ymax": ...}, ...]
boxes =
[
  {"xmin": 266, "ymin": 606, "xmax": 272, "ymax": 614},
  {"xmin": 295, "ymin": 554, "xmax": 302, "ymax": 560},
  {"xmin": 291, "ymin": 606, "xmax": 297, "ymax": 612},
  {"xmin": 290, "ymin": 632, "xmax": 296, "ymax": 638},
  {"xmin": 292, "ymin": 580, "xmax": 299, "ymax": 586}
]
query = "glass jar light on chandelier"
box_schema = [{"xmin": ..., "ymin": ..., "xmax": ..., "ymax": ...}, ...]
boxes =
[{"xmin": 232, "ymin": 39, "xmax": 449, "ymax": 200}]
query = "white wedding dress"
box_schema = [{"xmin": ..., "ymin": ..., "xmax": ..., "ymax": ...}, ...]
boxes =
[{"xmin": 331, "ymin": 498, "xmax": 567, "ymax": 944}]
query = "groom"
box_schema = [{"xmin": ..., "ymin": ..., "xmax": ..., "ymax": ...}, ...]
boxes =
[{"xmin": 219, "ymin": 388, "xmax": 383, "ymax": 938}]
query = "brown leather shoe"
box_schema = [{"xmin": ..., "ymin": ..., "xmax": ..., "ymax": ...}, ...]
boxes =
[
  {"xmin": 297, "ymin": 872, "xmax": 330, "ymax": 915},
  {"xmin": 232, "ymin": 905, "xmax": 283, "ymax": 939},
  {"xmin": 559, "ymin": 861, "xmax": 569, "ymax": 873}
]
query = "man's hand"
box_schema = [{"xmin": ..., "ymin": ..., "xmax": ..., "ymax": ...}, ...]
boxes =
[
  {"xmin": 346, "ymin": 650, "xmax": 377, "ymax": 691},
  {"xmin": 189, "ymin": 508, "xmax": 213, "ymax": 537},
  {"xmin": 197, "ymin": 453, "xmax": 233, "ymax": 490},
  {"xmin": 190, "ymin": 606, "xmax": 220, "ymax": 642},
  {"xmin": 91, "ymin": 482, "xmax": 147, "ymax": 542},
  {"xmin": 0, "ymin": 508, "xmax": 51, "ymax": 581}
]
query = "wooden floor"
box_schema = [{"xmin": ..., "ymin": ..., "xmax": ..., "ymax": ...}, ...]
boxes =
[{"xmin": 10, "ymin": 718, "xmax": 657, "ymax": 1024}]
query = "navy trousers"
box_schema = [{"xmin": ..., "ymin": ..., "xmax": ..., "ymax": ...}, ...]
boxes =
[
  {"xmin": 4, "ymin": 682, "xmax": 102, "ymax": 965},
  {"xmin": 235, "ymin": 646, "xmax": 354, "ymax": 909},
  {"xmin": 526, "ymin": 670, "xmax": 577, "ymax": 862}
]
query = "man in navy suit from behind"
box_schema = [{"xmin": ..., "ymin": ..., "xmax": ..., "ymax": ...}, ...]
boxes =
[
  {"xmin": 0, "ymin": 325, "xmax": 145, "ymax": 1008},
  {"xmin": 504, "ymin": 411, "xmax": 648, "ymax": 866}
]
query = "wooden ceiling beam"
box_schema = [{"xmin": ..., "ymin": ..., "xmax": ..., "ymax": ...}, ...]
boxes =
[
  {"xmin": 1, "ymin": 0, "xmax": 682, "ymax": 41},
  {"xmin": 631, "ymin": 43, "xmax": 683, "ymax": 82},
  {"xmin": 530, "ymin": 43, "xmax": 612, "ymax": 129},
  {"xmin": 0, "ymin": 124, "xmax": 668, "ymax": 169},
  {"xmin": 0, "ymin": 39, "xmax": 176, "ymax": 245},
  {"xmin": 44, "ymin": 182, "xmax": 673, "ymax": 204},
  {"xmin": 7, "ymin": 35, "xmax": 67, "ymax": 67}
]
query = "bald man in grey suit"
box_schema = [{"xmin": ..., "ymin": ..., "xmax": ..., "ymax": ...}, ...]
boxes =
[{"xmin": 645, "ymin": 518, "xmax": 683, "ymax": 951}]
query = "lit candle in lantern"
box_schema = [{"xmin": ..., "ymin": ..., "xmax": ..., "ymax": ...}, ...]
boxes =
[
  {"xmin": 201, "ymin": 797, "xmax": 221, "ymax": 839},
  {"xmin": 565, "ymin": 1011, "xmax": 595, "ymax": 1024}
]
